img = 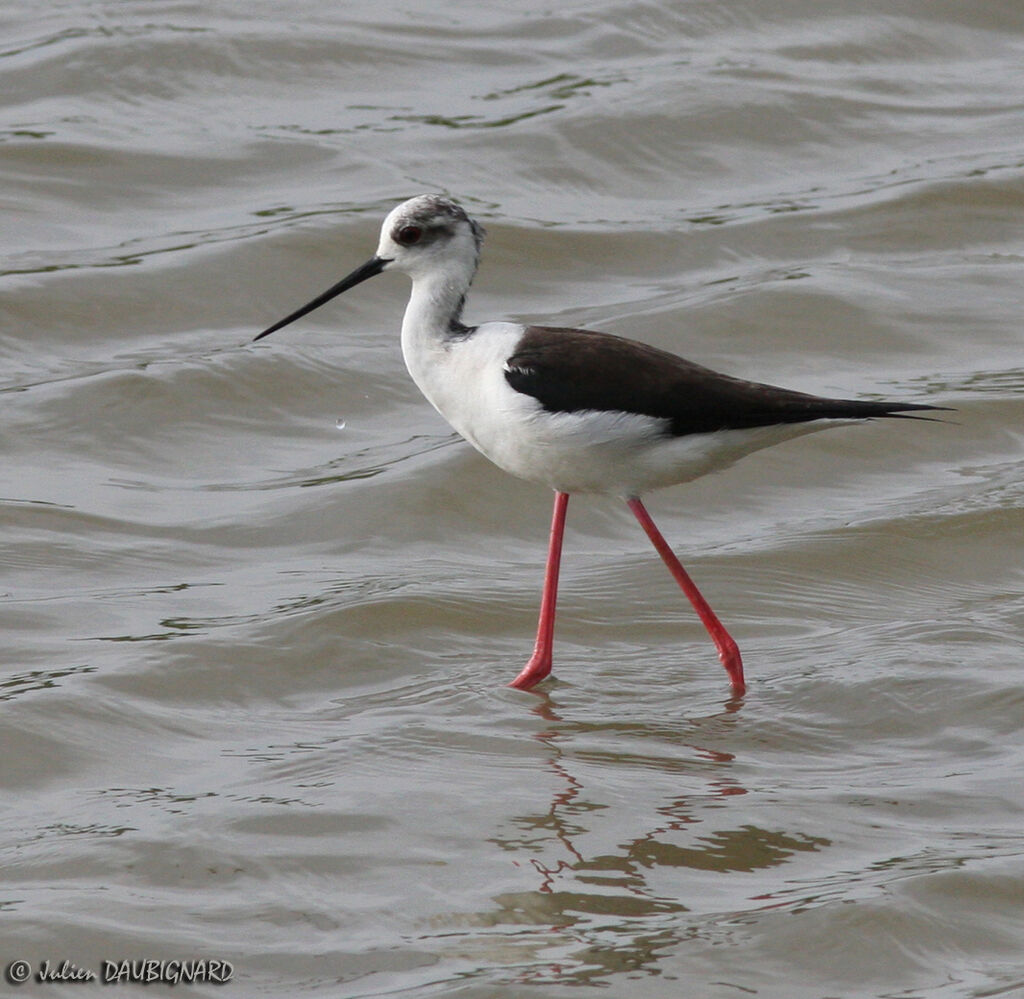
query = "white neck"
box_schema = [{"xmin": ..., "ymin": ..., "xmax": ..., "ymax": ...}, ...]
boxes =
[
  {"xmin": 398, "ymin": 266, "xmax": 471, "ymax": 398},
  {"xmin": 401, "ymin": 253, "xmax": 477, "ymax": 331},
  {"xmin": 400, "ymin": 255, "xmax": 478, "ymax": 346},
  {"xmin": 404, "ymin": 272, "xmax": 467, "ymax": 335}
]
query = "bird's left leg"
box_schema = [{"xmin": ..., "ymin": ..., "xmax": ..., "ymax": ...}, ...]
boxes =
[{"xmin": 627, "ymin": 497, "xmax": 746, "ymax": 694}]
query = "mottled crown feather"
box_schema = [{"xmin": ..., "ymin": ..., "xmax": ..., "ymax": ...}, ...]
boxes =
[{"xmin": 390, "ymin": 195, "xmax": 485, "ymax": 255}]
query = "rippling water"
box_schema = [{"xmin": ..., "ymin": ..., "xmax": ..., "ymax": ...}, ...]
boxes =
[{"xmin": 3, "ymin": 2, "xmax": 1023, "ymax": 997}]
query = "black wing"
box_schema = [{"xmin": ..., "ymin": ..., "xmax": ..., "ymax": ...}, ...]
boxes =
[{"xmin": 503, "ymin": 326, "xmax": 943, "ymax": 437}]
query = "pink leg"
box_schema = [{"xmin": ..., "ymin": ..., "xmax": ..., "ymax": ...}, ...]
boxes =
[
  {"xmin": 627, "ymin": 497, "xmax": 746, "ymax": 694},
  {"xmin": 509, "ymin": 491, "xmax": 569, "ymax": 690}
]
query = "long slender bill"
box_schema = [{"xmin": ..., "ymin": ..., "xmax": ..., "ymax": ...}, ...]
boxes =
[{"xmin": 253, "ymin": 255, "xmax": 391, "ymax": 341}]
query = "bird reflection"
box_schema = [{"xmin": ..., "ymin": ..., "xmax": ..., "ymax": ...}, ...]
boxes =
[{"xmin": 464, "ymin": 688, "xmax": 828, "ymax": 986}]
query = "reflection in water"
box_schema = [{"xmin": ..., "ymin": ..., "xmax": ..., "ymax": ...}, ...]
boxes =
[
  {"xmin": 432, "ymin": 693, "xmax": 832, "ymax": 985},
  {"xmin": 0, "ymin": 663, "xmax": 97, "ymax": 701}
]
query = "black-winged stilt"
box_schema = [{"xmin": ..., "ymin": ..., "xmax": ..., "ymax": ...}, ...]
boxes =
[{"xmin": 255, "ymin": 195, "xmax": 944, "ymax": 695}]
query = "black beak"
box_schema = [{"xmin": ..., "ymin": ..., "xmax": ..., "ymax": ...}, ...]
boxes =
[{"xmin": 253, "ymin": 255, "xmax": 391, "ymax": 342}]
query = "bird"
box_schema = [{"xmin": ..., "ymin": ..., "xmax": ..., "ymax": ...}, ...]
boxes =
[{"xmin": 254, "ymin": 194, "xmax": 945, "ymax": 695}]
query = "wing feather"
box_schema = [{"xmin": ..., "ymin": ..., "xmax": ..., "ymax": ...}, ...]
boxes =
[{"xmin": 503, "ymin": 326, "xmax": 940, "ymax": 436}]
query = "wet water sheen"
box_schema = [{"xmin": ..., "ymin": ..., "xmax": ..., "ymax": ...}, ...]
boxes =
[{"xmin": 2, "ymin": 2, "xmax": 1023, "ymax": 997}]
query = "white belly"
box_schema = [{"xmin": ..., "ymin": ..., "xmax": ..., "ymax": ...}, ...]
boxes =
[{"xmin": 402, "ymin": 322, "xmax": 827, "ymax": 497}]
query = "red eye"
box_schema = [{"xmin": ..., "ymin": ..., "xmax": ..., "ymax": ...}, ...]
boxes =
[{"xmin": 396, "ymin": 225, "xmax": 423, "ymax": 246}]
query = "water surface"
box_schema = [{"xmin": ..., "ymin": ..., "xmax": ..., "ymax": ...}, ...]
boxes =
[{"xmin": 2, "ymin": 2, "xmax": 1023, "ymax": 997}]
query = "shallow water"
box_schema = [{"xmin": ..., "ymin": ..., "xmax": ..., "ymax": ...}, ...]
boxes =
[{"xmin": 2, "ymin": 2, "xmax": 1023, "ymax": 997}]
